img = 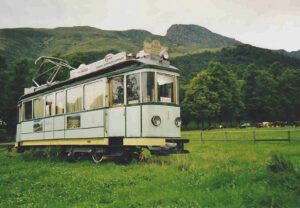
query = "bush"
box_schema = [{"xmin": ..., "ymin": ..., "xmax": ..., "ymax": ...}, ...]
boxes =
[
  {"xmin": 22, "ymin": 146, "xmax": 65, "ymax": 162},
  {"xmin": 182, "ymin": 121, "xmax": 199, "ymax": 130},
  {"xmin": 267, "ymin": 154, "xmax": 295, "ymax": 173},
  {"xmin": 0, "ymin": 128, "xmax": 14, "ymax": 143}
]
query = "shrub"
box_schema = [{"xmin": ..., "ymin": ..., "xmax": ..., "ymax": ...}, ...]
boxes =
[
  {"xmin": 22, "ymin": 146, "xmax": 65, "ymax": 162},
  {"xmin": 267, "ymin": 154, "xmax": 295, "ymax": 173}
]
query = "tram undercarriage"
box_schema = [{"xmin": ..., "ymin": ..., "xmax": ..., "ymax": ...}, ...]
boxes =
[{"xmin": 15, "ymin": 138, "xmax": 189, "ymax": 163}]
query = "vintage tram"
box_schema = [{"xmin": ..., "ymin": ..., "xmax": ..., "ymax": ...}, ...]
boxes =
[{"xmin": 15, "ymin": 40, "xmax": 189, "ymax": 163}]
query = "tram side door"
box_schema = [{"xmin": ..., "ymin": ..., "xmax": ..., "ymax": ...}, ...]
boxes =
[{"xmin": 105, "ymin": 76, "xmax": 125, "ymax": 137}]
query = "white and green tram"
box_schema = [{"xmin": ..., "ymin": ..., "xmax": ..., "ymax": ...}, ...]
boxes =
[{"xmin": 15, "ymin": 42, "xmax": 188, "ymax": 162}]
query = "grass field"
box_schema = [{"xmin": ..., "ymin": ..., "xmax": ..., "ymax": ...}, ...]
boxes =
[
  {"xmin": 1, "ymin": 127, "xmax": 300, "ymax": 207},
  {"xmin": 183, "ymin": 126, "xmax": 300, "ymax": 141}
]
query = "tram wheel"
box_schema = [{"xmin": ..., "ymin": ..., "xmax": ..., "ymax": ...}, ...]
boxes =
[{"xmin": 91, "ymin": 153, "xmax": 104, "ymax": 163}]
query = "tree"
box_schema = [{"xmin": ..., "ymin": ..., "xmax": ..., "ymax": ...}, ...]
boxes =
[
  {"xmin": 278, "ymin": 68, "xmax": 300, "ymax": 121},
  {"xmin": 243, "ymin": 64, "xmax": 279, "ymax": 121},
  {"xmin": 206, "ymin": 62, "xmax": 244, "ymax": 126},
  {"xmin": 64, "ymin": 51, "xmax": 89, "ymax": 68},
  {"xmin": 0, "ymin": 55, "xmax": 9, "ymax": 141},
  {"xmin": 268, "ymin": 61, "xmax": 284, "ymax": 79},
  {"xmin": 181, "ymin": 71, "xmax": 220, "ymax": 129},
  {"xmin": 3, "ymin": 58, "xmax": 33, "ymax": 135},
  {"xmin": 0, "ymin": 55, "xmax": 7, "ymax": 70}
]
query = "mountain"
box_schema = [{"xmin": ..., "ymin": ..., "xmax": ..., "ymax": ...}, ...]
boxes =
[
  {"xmin": 275, "ymin": 49, "xmax": 300, "ymax": 60},
  {"xmin": 0, "ymin": 24, "xmax": 243, "ymax": 64},
  {"xmin": 166, "ymin": 24, "xmax": 241, "ymax": 47}
]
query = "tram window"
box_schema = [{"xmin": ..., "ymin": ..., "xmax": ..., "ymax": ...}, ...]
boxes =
[
  {"xmin": 126, "ymin": 73, "xmax": 140, "ymax": 104},
  {"xmin": 18, "ymin": 105, "xmax": 22, "ymax": 122},
  {"xmin": 67, "ymin": 87, "xmax": 83, "ymax": 113},
  {"xmin": 110, "ymin": 76, "xmax": 124, "ymax": 106},
  {"xmin": 23, "ymin": 100, "xmax": 32, "ymax": 121},
  {"xmin": 33, "ymin": 97, "xmax": 45, "ymax": 119},
  {"xmin": 56, "ymin": 91, "xmax": 65, "ymax": 115},
  {"xmin": 157, "ymin": 74, "xmax": 174, "ymax": 103},
  {"xmin": 142, "ymin": 72, "xmax": 155, "ymax": 102},
  {"xmin": 45, "ymin": 94, "xmax": 54, "ymax": 116},
  {"xmin": 84, "ymin": 81, "xmax": 104, "ymax": 110}
]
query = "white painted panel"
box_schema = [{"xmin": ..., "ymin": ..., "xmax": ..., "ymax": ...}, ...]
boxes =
[
  {"xmin": 126, "ymin": 106, "xmax": 141, "ymax": 137},
  {"xmin": 54, "ymin": 115, "xmax": 64, "ymax": 130},
  {"xmin": 45, "ymin": 117, "xmax": 54, "ymax": 131},
  {"xmin": 44, "ymin": 131, "xmax": 54, "ymax": 140},
  {"xmin": 54, "ymin": 130, "xmax": 64, "ymax": 139},
  {"xmin": 21, "ymin": 134, "xmax": 33, "ymax": 141},
  {"xmin": 16, "ymin": 124, "xmax": 21, "ymax": 142},
  {"xmin": 21, "ymin": 132, "xmax": 44, "ymax": 141},
  {"xmin": 81, "ymin": 110, "xmax": 104, "ymax": 128},
  {"xmin": 142, "ymin": 105, "xmax": 181, "ymax": 138},
  {"xmin": 106, "ymin": 107, "xmax": 125, "ymax": 137},
  {"xmin": 65, "ymin": 127, "xmax": 104, "ymax": 138},
  {"xmin": 21, "ymin": 121, "xmax": 33, "ymax": 133}
]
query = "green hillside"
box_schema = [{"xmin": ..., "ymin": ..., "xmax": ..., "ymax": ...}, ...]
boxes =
[
  {"xmin": 0, "ymin": 24, "xmax": 246, "ymax": 64},
  {"xmin": 1, "ymin": 24, "xmax": 298, "ymax": 66},
  {"xmin": 171, "ymin": 44, "xmax": 300, "ymax": 83},
  {"xmin": 0, "ymin": 26, "xmax": 209, "ymax": 64}
]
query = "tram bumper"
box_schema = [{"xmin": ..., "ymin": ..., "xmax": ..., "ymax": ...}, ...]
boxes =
[{"xmin": 148, "ymin": 138, "xmax": 189, "ymax": 156}]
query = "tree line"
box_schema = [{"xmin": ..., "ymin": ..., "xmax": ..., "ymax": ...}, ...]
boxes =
[{"xmin": 180, "ymin": 62, "xmax": 300, "ymax": 129}]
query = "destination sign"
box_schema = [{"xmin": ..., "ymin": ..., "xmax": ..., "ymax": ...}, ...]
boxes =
[{"xmin": 70, "ymin": 52, "xmax": 127, "ymax": 79}]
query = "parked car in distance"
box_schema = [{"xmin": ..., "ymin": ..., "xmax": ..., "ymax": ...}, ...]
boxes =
[{"xmin": 241, "ymin": 123, "xmax": 251, "ymax": 128}]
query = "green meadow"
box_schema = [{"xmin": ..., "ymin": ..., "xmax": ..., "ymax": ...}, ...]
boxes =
[{"xmin": 1, "ymin": 127, "xmax": 300, "ymax": 207}]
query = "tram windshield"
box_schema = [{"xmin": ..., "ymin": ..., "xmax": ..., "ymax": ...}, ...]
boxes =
[
  {"xmin": 141, "ymin": 72, "xmax": 176, "ymax": 104},
  {"xmin": 157, "ymin": 74, "xmax": 174, "ymax": 103},
  {"xmin": 142, "ymin": 72, "xmax": 155, "ymax": 102},
  {"xmin": 127, "ymin": 73, "xmax": 140, "ymax": 104}
]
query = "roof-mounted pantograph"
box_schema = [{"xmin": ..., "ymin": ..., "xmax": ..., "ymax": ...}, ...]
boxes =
[{"xmin": 33, "ymin": 56, "xmax": 75, "ymax": 87}]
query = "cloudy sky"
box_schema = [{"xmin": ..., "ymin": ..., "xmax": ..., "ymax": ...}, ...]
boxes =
[{"xmin": 1, "ymin": 0, "xmax": 299, "ymax": 51}]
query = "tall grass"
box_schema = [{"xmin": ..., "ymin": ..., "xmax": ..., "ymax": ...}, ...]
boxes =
[{"xmin": 1, "ymin": 129, "xmax": 300, "ymax": 207}]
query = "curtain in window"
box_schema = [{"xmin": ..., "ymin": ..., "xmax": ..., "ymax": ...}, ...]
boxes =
[
  {"xmin": 33, "ymin": 98, "xmax": 44, "ymax": 119},
  {"xmin": 67, "ymin": 87, "xmax": 83, "ymax": 113},
  {"xmin": 56, "ymin": 92, "xmax": 64, "ymax": 115},
  {"xmin": 84, "ymin": 81, "xmax": 104, "ymax": 110}
]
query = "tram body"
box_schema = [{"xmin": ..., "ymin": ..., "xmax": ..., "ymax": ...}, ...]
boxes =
[{"xmin": 15, "ymin": 42, "xmax": 188, "ymax": 161}]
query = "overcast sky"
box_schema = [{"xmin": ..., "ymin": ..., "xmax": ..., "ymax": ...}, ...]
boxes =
[{"xmin": 1, "ymin": 0, "xmax": 299, "ymax": 51}]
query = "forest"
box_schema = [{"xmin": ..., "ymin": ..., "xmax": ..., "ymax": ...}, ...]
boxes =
[{"xmin": 0, "ymin": 44, "xmax": 299, "ymax": 141}]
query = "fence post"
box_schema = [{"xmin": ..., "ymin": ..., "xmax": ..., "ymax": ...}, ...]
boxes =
[
  {"xmin": 200, "ymin": 132, "xmax": 204, "ymax": 143},
  {"xmin": 253, "ymin": 130, "xmax": 256, "ymax": 143},
  {"xmin": 288, "ymin": 130, "xmax": 291, "ymax": 142},
  {"xmin": 225, "ymin": 131, "xmax": 228, "ymax": 142}
]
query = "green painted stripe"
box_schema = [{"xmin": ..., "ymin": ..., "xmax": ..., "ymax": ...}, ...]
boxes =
[{"xmin": 126, "ymin": 102, "xmax": 179, "ymax": 107}]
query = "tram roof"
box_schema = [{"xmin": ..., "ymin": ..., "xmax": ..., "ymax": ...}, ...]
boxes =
[{"xmin": 19, "ymin": 59, "xmax": 179, "ymax": 101}]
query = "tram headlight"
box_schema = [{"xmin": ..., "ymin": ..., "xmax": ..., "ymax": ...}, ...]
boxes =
[
  {"xmin": 151, "ymin": 116, "xmax": 161, "ymax": 126},
  {"xmin": 175, "ymin": 117, "xmax": 182, "ymax": 127}
]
